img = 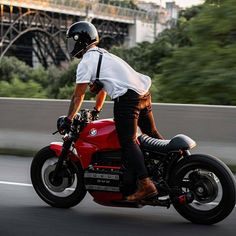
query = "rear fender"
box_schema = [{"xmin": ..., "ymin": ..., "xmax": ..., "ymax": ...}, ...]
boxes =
[{"xmin": 49, "ymin": 142, "xmax": 81, "ymax": 164}]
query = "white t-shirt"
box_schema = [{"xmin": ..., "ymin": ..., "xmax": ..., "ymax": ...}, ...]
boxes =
[{"xmin": 76, "ymin": 47, "xmax": 151, "ymax": 100}]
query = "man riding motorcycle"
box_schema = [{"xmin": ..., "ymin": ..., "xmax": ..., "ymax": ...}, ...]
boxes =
[{"xmin": 63, "ymin": 21, "xmax": 164, "ymax": 202}]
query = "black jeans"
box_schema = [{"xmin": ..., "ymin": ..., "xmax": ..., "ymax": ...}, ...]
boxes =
[{"xmin": 113, "ymin": 89, "xmax": 163, "ymax": 180}]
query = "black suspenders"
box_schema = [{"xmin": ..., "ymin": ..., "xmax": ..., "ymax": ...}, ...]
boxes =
[
  {"xmin": 96, "ymin": 50, "xmax": 103, "ymax": 79},
  {"xmin": 88, "ymin": 48, "xmax": 104, "ymax": 94},
  {"xmin": 88, "ymin": 48, "xmax": 104, "ymax": 79}
]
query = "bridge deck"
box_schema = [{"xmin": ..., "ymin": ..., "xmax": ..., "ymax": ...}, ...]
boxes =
[{"xmin": 0, "ymin": 0, "xmax": 153, "ymax": 24}]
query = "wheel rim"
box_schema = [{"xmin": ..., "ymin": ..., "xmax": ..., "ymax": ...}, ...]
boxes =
[
  {"xmin": 41, "ymin": 158, "xmax": 78, "ymax": 197},
  {"xmin": 179, "ymin": 168, "xmax": 223, "ymax": 211}
]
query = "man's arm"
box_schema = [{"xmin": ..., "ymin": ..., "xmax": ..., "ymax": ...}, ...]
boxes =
[
  {"xmin": 67, "ymin": 83, "xmax": 88, "ymax": 120},
  {"xmin": 94, "ymin": 90, "xmax": 107, "ymax": 111}
]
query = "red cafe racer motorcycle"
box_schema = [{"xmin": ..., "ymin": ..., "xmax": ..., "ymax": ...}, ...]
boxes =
[{"xmin": 31, "ymin": 109, "xmax": 236, "ymax": 225}]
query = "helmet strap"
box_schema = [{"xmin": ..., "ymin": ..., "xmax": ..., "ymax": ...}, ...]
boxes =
[{"xmin": 74, "ymin": 42, "xmax": 97, "ymax": 58}]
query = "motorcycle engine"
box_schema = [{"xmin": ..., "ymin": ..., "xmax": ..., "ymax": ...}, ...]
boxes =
[
  {"xmin": 84, "ymin": 167, "xmax": 121, "ymax": 192},
  {"xmin": 84, "ymin": 151, "xmax": 122, "ymax": 192},
  {"xmin": 84, "ymin": 151, "xmax": 137, "ymax": 195}
]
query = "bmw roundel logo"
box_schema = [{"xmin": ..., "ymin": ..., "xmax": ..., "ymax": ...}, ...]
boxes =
[{"xmin": 89, "ymin": 128, "xmax": 97, "ymax": 136}]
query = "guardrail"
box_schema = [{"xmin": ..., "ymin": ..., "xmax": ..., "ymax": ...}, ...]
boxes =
[
  {"xmin": 0, "ymin": 0, "xmax": 153, "ymax": 23},
  {"xmin": 0, "ymin": 98, "xmax": 235, "ymax": 163}
]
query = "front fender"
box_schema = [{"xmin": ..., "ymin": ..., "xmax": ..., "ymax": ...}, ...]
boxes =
[
  {"xmin": 50, "ymin": 142, "xmax": 63, "ymax": 157},
  {"xmin": 49, "ymin": 142, "xmax": 81, "ymax": 165}
]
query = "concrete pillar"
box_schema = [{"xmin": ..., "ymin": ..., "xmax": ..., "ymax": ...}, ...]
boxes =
[{"xmin": 125, "ymin": 19, "xmax": 155, "ymax": 48}]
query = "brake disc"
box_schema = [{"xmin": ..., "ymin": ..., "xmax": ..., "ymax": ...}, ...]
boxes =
[
  {"xmin": 190, "ymin": 171, "xmax": 218, "ymax": 203},
  {"xmin": 43, "ymin": 164, "xmax": 73, "ymax": 192}
]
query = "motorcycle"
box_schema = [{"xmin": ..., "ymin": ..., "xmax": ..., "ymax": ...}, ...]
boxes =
[{"xmin": 31, "ymin": 109, "xmax": 236, "ymax": 225}]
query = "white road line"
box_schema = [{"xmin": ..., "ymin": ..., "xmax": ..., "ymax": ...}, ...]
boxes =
[
  {"xmin": 0, "ymin": 181, "xmax": 235, "ymax": 208},
  {"xmin": 0, "ymin": 181, "xmax": 32, "ymax": 187},
  {"xmin": 0, "ymin": 181, "xmax": 76, "ymax": 191}
]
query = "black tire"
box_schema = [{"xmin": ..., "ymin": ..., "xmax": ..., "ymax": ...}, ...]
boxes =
[
  {"xmin": 30, "ymin": 146, "xmax": 86, "ymax": 208},
  {"xmin": 169, "ymin": 154, "xmax": 236, "ymax": 225}
]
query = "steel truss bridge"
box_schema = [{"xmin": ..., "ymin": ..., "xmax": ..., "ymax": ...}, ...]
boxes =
[{"xmin": 0, "ymin": 0, "xmax": 154, "ymax": 67}]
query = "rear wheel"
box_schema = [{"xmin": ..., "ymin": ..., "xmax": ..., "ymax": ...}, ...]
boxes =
[
  {"xmin": 31, "ymin": 146, "xmax": 86, "ymax": 208},
  {"xmin": 169, "ymin": 154, "xmax": 236, "ymax": 224}
]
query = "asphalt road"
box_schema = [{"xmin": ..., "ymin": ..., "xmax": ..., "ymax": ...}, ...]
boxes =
[{"xmin": 0, "ymin": 155, "xmax": 236, "ymax": 236}]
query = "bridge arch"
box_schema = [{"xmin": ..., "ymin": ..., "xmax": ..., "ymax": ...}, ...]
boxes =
[
  {"xmin": 0, "ymin": 10, "xmax": 69, "ymax": 67},
  {"xmin": 94, "ymin": 20, "xmax": 128, "ymax": 49},
  {"xmin": 0, "ymin": 4, "xmax": 131, "ymax": 67}
]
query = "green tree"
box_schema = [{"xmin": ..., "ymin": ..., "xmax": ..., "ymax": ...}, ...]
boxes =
[
  {"xmin": 0, "ymin": 57, "xmax": 30, "ymax": 82},
  {"xmin": 28, "ymin": 65, "xmax": 49, "ymax": 88},
  {"xmin": 157, "ymin": 0, "xmax": 236, "ymax": 105},
  {"xmin": 0, "ymin": 57, "xmax": 47, "ymax": 98},
  {"xmin": 0, "ymin": 77, "xmax": 46, "ymax": 98},
  {"xmin": 189, "ymin": 0, "xmax": 236, "ymax": 46},
  {"xmin": 205, "ymin": 0, "xmax": 222, "ymax": 5}
]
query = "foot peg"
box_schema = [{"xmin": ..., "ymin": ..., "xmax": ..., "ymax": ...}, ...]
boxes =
[{"xmin": 173, "ymin": 192, "xmax": 194, "ymax": 205}]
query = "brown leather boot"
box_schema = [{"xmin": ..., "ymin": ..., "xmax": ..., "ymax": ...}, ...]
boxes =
[{"xmin": 126, "ymin": 177, "xmax": 158, "ymax": 202}]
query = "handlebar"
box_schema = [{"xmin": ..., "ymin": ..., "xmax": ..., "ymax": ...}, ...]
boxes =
[
  {"xmin": 54, "ymin": 109, "xmax": 95, "ymax": 136},
  {"xmin": 74, "ymin": 109, "xmax": 94, "ymax": 124}
]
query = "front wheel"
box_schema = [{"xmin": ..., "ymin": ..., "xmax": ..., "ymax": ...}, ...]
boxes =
[
  {"xmin": 169, "ymin": 154, "xmax": 236, "ymax": 225},
  {"xmin": 30, "ymin": 146, "xmax": 86, "ymax": 208}
]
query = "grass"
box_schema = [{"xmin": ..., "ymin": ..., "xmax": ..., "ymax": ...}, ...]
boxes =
[
  {"xmin": 227, "ymin": 164, "xmax": 236, "ymax": 174},
  {"xmin": 0, "ymin": 148, "xmax": 36, "ymax": 157}
]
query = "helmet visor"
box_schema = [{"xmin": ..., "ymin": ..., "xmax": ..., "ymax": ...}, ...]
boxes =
[{"xmin": 67, "ymin": 37, "xmax": 77, "ymax": 55}]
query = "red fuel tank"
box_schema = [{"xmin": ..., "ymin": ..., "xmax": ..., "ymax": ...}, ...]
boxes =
[
  {"xmin": 73, "ymin": 119, "xmax": 121, "ymax": 168},
  {"xmin": 77, "ymin": 119, "xmax": 121, "ymax": 151}
]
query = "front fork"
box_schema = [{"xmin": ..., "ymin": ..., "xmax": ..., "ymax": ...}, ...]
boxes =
[{"xmin": 52, "ymin": 139, "xmax": 73, "ymax": 183}]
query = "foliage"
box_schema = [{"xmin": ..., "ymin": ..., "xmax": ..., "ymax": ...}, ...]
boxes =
[
  {"xmin": 0, "ymin": 56, "xmax": 96, "ymax": 100},
  {"xmin": 157, "ymin": 0, "xmax": 236, "ymax": 105},
  {"xmin": 0, "ymin": 77, "xmax": 46, "ymax": 98},
  {"xmin": 179, "ymin": 5, "xmax": 203, "ymax": 21},
  {"xmin": 189, "ymin": 0, "xmax": 236, "ymax": 46},
  {"xmin": 46, "ymin": 60, "xmax": 78, "ymax": 99},
  {"xmin": 0, "ymin": 56, "xmax": 30, "ymax": 82},
  {"xmin": 0, "ymin": 57, "xmax": 47, "ymax": 98},
  {"xmin": 205, "ymin": 0, "xmax": 222, "ymax": 4},
  {"xmin": 156, "ymin": 45, "xmax": 236, "ymax": 105}
]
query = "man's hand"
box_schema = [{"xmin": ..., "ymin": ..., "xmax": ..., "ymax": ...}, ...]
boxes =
[
  {"xmin": 57, "ymin": 116, "xmax": 72, "ymax": 134},
  {"xmin": 91, "ymin": 107, "xmax": 100, "ymax": 121}
]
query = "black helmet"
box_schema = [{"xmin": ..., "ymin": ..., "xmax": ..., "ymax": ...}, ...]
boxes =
[{"xmin": 66, "ymin": 21, "xmax": 99, "ymax": 58}]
